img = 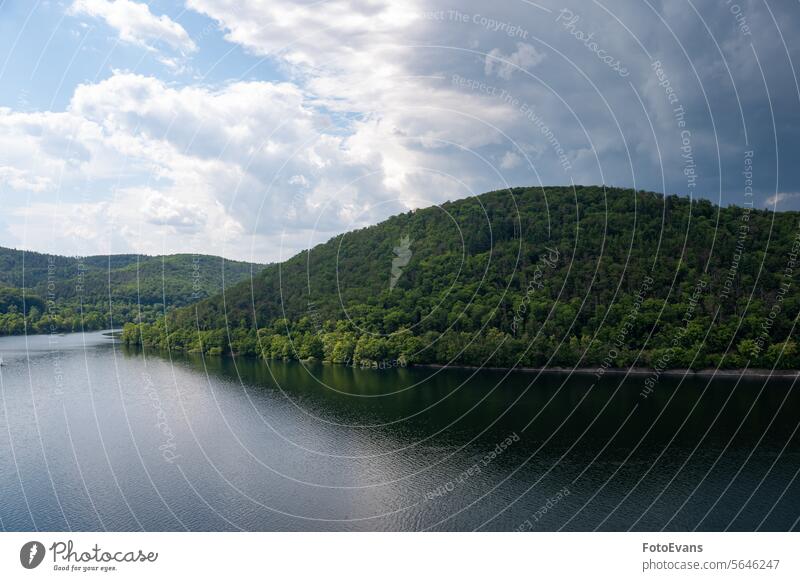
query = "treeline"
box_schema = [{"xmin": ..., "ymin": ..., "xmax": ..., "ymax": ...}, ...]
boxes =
[
  {"xmin": 0, "ymin": 250, "xmax": 263, "ymax": 336},
  {"xmin": 0, "ymin": 292, "xmax": 165, "ymax": 335},
  {"xmin": 121, "ymin": 186, "xmax": 800, "ymax": 370},
  {"xmin": 121, "ymin": 307, "xmax": 800, "ymax": 370}
]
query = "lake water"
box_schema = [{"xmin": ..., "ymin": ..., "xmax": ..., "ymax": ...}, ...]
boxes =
[{"xmin": 0, "ymin": 331, "xmax": 798, "ymax": 531}]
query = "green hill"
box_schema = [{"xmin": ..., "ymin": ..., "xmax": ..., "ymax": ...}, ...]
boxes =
[
  {"xmin": 123, "ymin": 186, "xmax": 800, "ymax": 370},
  {"xmin": 0, "ymin": 248, "xmax": 264, "ymax": 335}
]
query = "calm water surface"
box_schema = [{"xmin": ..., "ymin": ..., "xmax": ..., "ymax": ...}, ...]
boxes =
[{"xmin": 0, "ymin": 331, "xmax": 798, "ymax": 531}]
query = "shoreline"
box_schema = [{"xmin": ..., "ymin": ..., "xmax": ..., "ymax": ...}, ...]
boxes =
[
  {"xmin": 81, "ymin": 334, "xmax": 800, "ymax": 379},
  {"xmin": 416, "ymin": 363, "xmax": 800, "ymax": 379}
]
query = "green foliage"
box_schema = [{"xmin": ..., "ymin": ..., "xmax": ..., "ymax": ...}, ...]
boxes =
[
  {"xmin": 0, "ymin": 251, "xmax": 263, "ymax": 336},
  {"xmin": 119, "ymin": 186, "xmax": 800, "ymax": 370}
]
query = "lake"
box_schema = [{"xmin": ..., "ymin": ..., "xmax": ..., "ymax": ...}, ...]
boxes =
[{"xmin": 0, "ymin": 331, "xmax": 798, "ymax": 531}]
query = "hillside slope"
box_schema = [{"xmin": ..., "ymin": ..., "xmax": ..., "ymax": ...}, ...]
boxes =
[
  {"xmin": 0, "ymin": 248, "xmax": 264, "ymax": 335},
  {"xmin": 125, "ymin": 186, "xmax": 800, "ymax": 369}
]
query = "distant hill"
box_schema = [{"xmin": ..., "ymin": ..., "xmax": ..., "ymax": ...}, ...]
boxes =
[
  {"xmin": 0, "ymin": 248, "xmax": 265, "ymax": 335},
  {"xmin": 125, "ymin": 186, "xmax": 800, "ymax": 370}
]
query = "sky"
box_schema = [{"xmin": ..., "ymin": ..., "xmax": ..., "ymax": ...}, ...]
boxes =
[{"xmin": 0, "ymin": 0, "xmax": 798, "ymax": 263}]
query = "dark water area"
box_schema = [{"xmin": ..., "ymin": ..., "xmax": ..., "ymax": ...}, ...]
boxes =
[{"xmin": 0, "ymin": 331, "xmax": 798, "ymax": 531}]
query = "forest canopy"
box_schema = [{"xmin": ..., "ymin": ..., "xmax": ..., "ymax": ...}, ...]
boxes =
[
  {"xmin": 121, "ymin": 186, "xmax": 800, "ymax": 371},
  {"xmin": 0, "ymin": 250, "xmax": 262, "ymax": 335}
]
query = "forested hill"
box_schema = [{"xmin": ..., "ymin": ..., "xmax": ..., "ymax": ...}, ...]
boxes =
[
  {"xmin": 125, "ymin": 186, "xmax": 800, "ymax": 370},
  {"xmin": 0, "ymin": 248, "xmax": 264, "ymax": 335}
]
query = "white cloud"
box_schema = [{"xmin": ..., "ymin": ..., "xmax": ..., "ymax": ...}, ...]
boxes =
[
  {"xmin": 69, "ymin": 0, "xmax": 196, "ymax": 54},
  {"xmin": 289, "ymin": 174, "xmax": 309, "ymax": 187},
  {"xmin": 141, "ymin": 189, "xmax": 207, "ymax": 230},
  {"xmin": 765, "ymin": 192, "xmax": 800, "ymax": 207},
  {"xmin": 0, "ymin": 107, "xmax": 104, "ymax": 192},
  {"xmin": 6, "ymin": 202, "xmax": 113, "ymax": 256},
  {"xmin": 185, "ymin": 0, "xmax": 417, "ymax": 68},
  {"xmin": 0, "ymin": 2, "xmax": 558, "ymax": 260},
  {"xmin": 4, "ymin": 0, "xmax": 789, "ymax": 262},
  {"xmin": 0, "ymin": 71, "xmax": 431, "ymax": 259},
  {"xmin": 499, "ymin": 151, "xmax": 522, "ymax": 170},
  {"xmin": 0, "ymin": 166, "xmax": 53, "ymax": 192},
  {"xmin": 183, "ymin": 1, "xmax": 508, "ymax": 176},
  {"xmin": 485, "ymin": 43, "xmax": 545, "ymax": 80}
]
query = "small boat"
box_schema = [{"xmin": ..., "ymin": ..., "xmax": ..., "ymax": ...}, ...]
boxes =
[{"xmin": 0, "ymin": 355, "xmax": 5, "ymax": 367}]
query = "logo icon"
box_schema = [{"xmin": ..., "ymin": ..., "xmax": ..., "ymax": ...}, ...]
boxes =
[
  {"xmin": 390, "ymin": 235, "xmax": 413, "ymax": 291},
  {"xmin": 20, "ymin": 541, "xmax": 45, "ymax": 569}
]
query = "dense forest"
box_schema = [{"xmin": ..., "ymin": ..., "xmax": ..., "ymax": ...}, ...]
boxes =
[
  {"xmin": 116, "ymin": 185, "xmax": 798, "ymax": 369},
  {"xmin": 0, "ymin": 248, "xmax": 262, "ymax": 335}
]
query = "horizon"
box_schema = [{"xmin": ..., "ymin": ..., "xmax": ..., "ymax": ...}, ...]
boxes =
[{"xmin": 0, "ymin": 183, "xmax": 792, "ymax": 263}]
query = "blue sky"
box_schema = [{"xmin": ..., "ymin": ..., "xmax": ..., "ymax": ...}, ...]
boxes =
[
  {"xmin": 0, "ymin": 0, "xmax": 798, "ymax": 262},
  {"xmin": 0, "ymin": 2, "xmax": 268, "ymax": 109}
]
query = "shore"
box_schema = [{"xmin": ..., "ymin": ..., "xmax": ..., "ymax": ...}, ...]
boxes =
[
  {"xmin": 114, "ymin": 339, "xmax": 800, "ymax": 378},
  {"xmin": 418, "ymin": 363, "xmax": 800, "ymax": 379}
]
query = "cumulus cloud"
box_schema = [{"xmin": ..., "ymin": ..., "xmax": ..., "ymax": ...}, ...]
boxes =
[
  {"xmin": 185, "ymin": 0, "xmax": 417, "ymax": 68},
  {"xmin": 7, "ymin": 202, "xmax": 113, "ymax": 254},
  {"xmin": 141, "ymin": 189, "xmax": 207, "ymax": 230},
  {"xmin": 765, "ymin": 192, "xmax": 800, "ymax": 207},
  {"xmin": 0, "ymin": 167, "xmax": 53, "ymax": 192},
  {"xmin": 3, "ymin": 0, "xmax": 799, "ymax": 262},
  {"xmin": 0, "ymin": 107, "xmax": 103, "ymax": 191},
  {"xmin": 484, "ymin": 43, "xmax": 545, "ymax": 80},
  {"xmin": 499, "ymin": 151, "xmax": 522, "ymax": 170},
  {"xmin": 69, "ymin": 0, "xmax": 196, "ymax": 54},
  {"xmin": 0, "ymin": 69, "xmax": 448, "ymax": 259},
  {"xmin": 289, "ymin": 175, "xmax": 309, "ymax": 187}
]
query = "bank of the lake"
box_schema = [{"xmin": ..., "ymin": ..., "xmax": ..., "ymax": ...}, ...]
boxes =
[
  {"xmin": 419, "ymin": 363, "xmax": 800, "ymax": 378},
  {"xmin": 10, "ymin": 328, "xmax": 800, "ymax": 378}
]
